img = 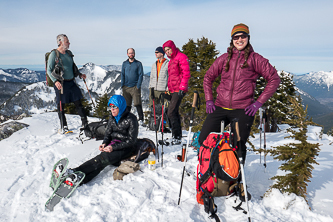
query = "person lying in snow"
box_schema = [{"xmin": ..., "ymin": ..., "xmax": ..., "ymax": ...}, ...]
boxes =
[{"xmin": 70, "ymin": 94, "xmax": 139, "ymax": 184}]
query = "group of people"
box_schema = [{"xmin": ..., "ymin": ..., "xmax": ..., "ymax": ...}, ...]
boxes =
[{"xmin": 47, "ymin": 23, "xmax": 280, "ymax": 189}]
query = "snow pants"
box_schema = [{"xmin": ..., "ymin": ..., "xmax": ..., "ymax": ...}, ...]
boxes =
[
  {"xmin": 73, "ymin": 146, "xmax": 134, "ymax": 184},
  {"xmin": 198, "ymin": 107, "xmax": 254, "ymax": 162}
]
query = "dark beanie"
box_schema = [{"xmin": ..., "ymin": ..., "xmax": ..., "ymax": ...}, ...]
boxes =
[{"xmin": 155, "ymin": 46, "xmax": 165, "ymax": 55}]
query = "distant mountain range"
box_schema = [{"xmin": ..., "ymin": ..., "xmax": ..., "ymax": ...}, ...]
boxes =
[
  {"xmin": 1, "ymin": 66, "xmax": 333, "ymax": 131},
  {"xmin": 0, "ymin": 63, "xmax": 150, "ymax": 117}
]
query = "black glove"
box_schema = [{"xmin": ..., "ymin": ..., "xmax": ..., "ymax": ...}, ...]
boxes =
[{"xmin": 178, "ymin": 90, "xmax": 185, "ymax": 99}]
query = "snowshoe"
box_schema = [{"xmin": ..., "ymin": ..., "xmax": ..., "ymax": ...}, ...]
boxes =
[
  {"xmin": 49, "ymin": 158, "xmax": 69, "ymax": 191},
  {"xmin": 45, "ymin": 171, "xmax": 85, "ymax": 211}
]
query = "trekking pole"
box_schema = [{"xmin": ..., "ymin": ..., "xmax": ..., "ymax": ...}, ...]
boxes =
[
  {"xmin": 178, "ymin": 91, "xmax": 199, "ymax": 205},
  {"xmin": 83, "ymin": 79, "xmax": 96, "ymax": 108},
  {"xmin": 234, "ymin": 119, "xmax": 251, "ymax": 222},
  {"xmin": 59, "ymin": 83, "xmax": 64, "ymax": 133},
  {"xmin": 259, "ymin": 108, "xmax": 263, "ymax": 164},
  {"xmin": 151, "ymin": 88, "xmax": 159, "ymax": 162},
  {"xmin": 263, "ymin": 108, "xmax": 267, "ymax": 169},
  {"xmin": 161, "ymin": 94, "xmax": 165, "ymax": 168}
]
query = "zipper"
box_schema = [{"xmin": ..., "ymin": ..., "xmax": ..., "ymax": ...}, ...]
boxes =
[{"xmin": 229, "ymin": 51, "xmax": 240, "ymax": 108}]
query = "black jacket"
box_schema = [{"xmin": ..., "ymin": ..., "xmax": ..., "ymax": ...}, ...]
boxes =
[{"xmin": 102, "ymin": 110, "xmax": 138, "ymax": 151}]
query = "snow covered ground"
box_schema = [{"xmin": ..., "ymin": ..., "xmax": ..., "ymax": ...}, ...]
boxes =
[{"xmin": 0, "ymin": 113, "xmax": 333, "ymax": 222}]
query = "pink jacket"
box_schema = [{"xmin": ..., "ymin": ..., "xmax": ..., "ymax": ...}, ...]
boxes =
[
  {"xmin": 204, "ymin": 46, "xmax": 280, "ymax": 109},
  {"xmin": 162, "ymin": 40, "xmax": 190, "ymax": 93}
]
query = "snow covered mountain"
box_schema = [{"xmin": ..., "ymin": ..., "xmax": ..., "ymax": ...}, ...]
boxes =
[
  {"xmin": 0, "ymin": 68, "xmax": 45, "ymax": 83},
  {"xmin": 0, "ymin": 63, "xmax": 150, "ymax": 116},
  {"xmin": 294, "ymin": 71, "xmax": 333, "ymax": 109}
]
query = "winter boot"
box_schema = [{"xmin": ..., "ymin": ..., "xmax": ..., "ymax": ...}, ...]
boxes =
[
  {"xmin": 171, "ymin": 138, "xmax": 182, "ymax": 145},
  {"xmin": 64, "ymin": 173, "xmax": 78, "ymax": 187}
]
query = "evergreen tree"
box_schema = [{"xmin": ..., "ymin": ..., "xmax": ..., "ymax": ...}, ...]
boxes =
[
  {"xmin": 269, "ymin": 95, "xmax": 321, "ymax": 204},
  {"xmin": 64, "ymin": 97, "xmax": 92, "ymax": 117},
  {"xmin": 254, "ymin": 70, "xmax": 297, "ymax": 132},
  {"xmin": 94, "ymin": 93, "xmax": 110, "ymax": 119},
  {"xmin": 180, "ymin": 37, "xmax": 219, "ymax": 132}
]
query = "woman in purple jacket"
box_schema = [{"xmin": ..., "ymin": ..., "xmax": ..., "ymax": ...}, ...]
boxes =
[{"xmin": 199, "ymin": 23, "xmax": 280, "ymax": 161}]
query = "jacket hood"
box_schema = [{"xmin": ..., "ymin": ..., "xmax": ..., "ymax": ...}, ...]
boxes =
[
  {"xmin": 108, "ymin": 95, "xmax": 127, "ymax": 123},
  {"xmin": 163, "ymin": 40, "xmax": 179, "ymax": 59}
]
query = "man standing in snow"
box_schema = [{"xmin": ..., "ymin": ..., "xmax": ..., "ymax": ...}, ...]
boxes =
[
  {"xmin": 149, "ymin": 46, "xmax": 169, "ymax": 106},
  {"xmin": 47, "ymin": 34, "xmax": 88, "ymax": 133},
  {"xmin": 121, "ymin": 48, "xmax": 144, "ymax": 126}
]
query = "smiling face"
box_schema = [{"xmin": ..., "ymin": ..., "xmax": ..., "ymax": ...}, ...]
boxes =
[
  {"xmin": 232, "ymin": 33, "xmax": 248, "ymax": 51},
  {"xmin": 164, "ymin": 47, "xmax": 173, "ymax": 57}
]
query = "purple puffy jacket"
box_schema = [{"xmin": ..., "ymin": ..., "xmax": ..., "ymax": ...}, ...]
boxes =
[
  {"xmin": 162, "ymin": 40, "xmax": 191, "ymax": 93},
  {"xmin": 204, "ymin": 46, "xmax": 280, "ymax": 109}
]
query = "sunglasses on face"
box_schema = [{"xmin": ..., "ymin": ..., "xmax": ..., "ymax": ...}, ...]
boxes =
[
  {"xmin": 107, "ymin": 105, "xmax": 118, "ymax": 111},
  {"xmin": 232, "ymin": 34, "xmax": 248, "ymax": 41}
]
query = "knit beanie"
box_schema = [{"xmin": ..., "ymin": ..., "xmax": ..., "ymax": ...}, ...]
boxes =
[
  {"xmin": 231, "ymin": 23, "xmax": 250, "ymax": 37},
  {"xmin": 155, "ymin": 46, "xmax": 165, "ymax": 55}
]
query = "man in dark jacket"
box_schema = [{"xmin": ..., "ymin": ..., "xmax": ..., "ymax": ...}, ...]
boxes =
[
  {"xmin": 71, "ymin": 95, "xmax": 138, "ymax": 184},
  {"xmin": 121, "ymin": 48, "xmax": 144, "ymax": 126}
]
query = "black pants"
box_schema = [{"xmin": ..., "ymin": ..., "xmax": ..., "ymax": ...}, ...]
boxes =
[
  {"xmin": 57, "ymin": 100, "xmax": 87, "ymax": 127},
  {"xmin": 198, "ymin": 107, "xmax": 254, "ymax": 161},
  {"xmin": 165, "ymin": 93, "xmax": 183, "ymax": 139},
  {"xmin": 73, "ymin": 147, "xmax": 134, "ymax": 184}
]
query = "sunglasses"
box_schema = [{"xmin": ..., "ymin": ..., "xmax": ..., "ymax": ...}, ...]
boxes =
[
  {"xmin": 232, "ymin": 34, "xmax": 248, "ymax": 41},
  {"xmin": 107, "ymin": 105, "xmax": 118, "ymax": 111}
]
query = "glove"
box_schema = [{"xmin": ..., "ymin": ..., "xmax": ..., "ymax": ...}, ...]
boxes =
[
  {"xmin": 206, "ymin": 100, "xmax": 215, "ymax": 114},
  {"xmin": 245, "ymin": 101, "xmax": 262, "ymax": 116},
  {"xmin": 178, "ymin": 90, "xmax": 185, "ymax": 99}
]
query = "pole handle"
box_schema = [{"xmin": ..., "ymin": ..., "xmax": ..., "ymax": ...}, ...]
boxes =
[
  {"xmin": 151, "ymin": 88, "xmax": 155, "ymax": 99},
  {"xmin": 192, "ymin": 91, "xmax": 198, "ymax": 108},
  {"xmin": 235, "ymin": 121, "xmax": 241, "ymax": 142}
]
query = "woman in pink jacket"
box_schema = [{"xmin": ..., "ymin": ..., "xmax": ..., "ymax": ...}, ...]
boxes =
[
  {"xmin": 162, "ymin": 40, "xmax": 191, "ymax": 145},
  {"xmin": 199, "ymin": 23, "xmax": 280, "ymax": 161}
]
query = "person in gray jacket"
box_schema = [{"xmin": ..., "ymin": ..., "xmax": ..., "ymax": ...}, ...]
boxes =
[{"xmin": 149, "ymin": 46, "xmax": 169, "ymax": 106}]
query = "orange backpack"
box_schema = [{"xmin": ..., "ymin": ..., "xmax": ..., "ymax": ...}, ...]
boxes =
[{"xmin": 196, "ymin": 132, "xmax": 240, "ymax": 203}]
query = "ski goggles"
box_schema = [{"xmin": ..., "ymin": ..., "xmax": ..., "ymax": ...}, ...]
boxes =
[
  {"xmin": 107, "ymin": 105, "xmax": 118, "ymax": 111},
  {"xmin": 232, "ymin": 34, "xmax": 248, "ymax": 41}
]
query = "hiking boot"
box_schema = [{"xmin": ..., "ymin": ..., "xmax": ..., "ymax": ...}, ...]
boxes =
[
  {"xmin": 64, "ymin": 173, "xmax": 78, "ymax": 187},
  {"xmin": 58, "ymin": 126, "xmax": 70, "ymax": 134},
  {"xmin": 238, "ymin": 183, "xmax": 251, "ymax": 202},
  {"xmin": 171, "ymin": 138, "xmax": 182, "ymax": 145},
  {"xmin": 163, "ymin": 128, "xmax": 172, "ymax": 133}
]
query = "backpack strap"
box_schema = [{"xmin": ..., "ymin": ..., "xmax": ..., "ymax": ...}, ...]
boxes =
[{"xmin": 201, "ymin": 189, "xmax": 221, "ymax": 222}]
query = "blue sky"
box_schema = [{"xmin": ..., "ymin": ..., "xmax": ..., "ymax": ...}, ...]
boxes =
[{"xmin": 0, "ymin": 0, "xmax": 332, "ymax": 74}]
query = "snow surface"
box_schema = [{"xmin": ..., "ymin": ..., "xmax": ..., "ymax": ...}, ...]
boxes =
[{"xmin": 0, "ymin": 113, "xmax": 333, "ymax": 222}]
